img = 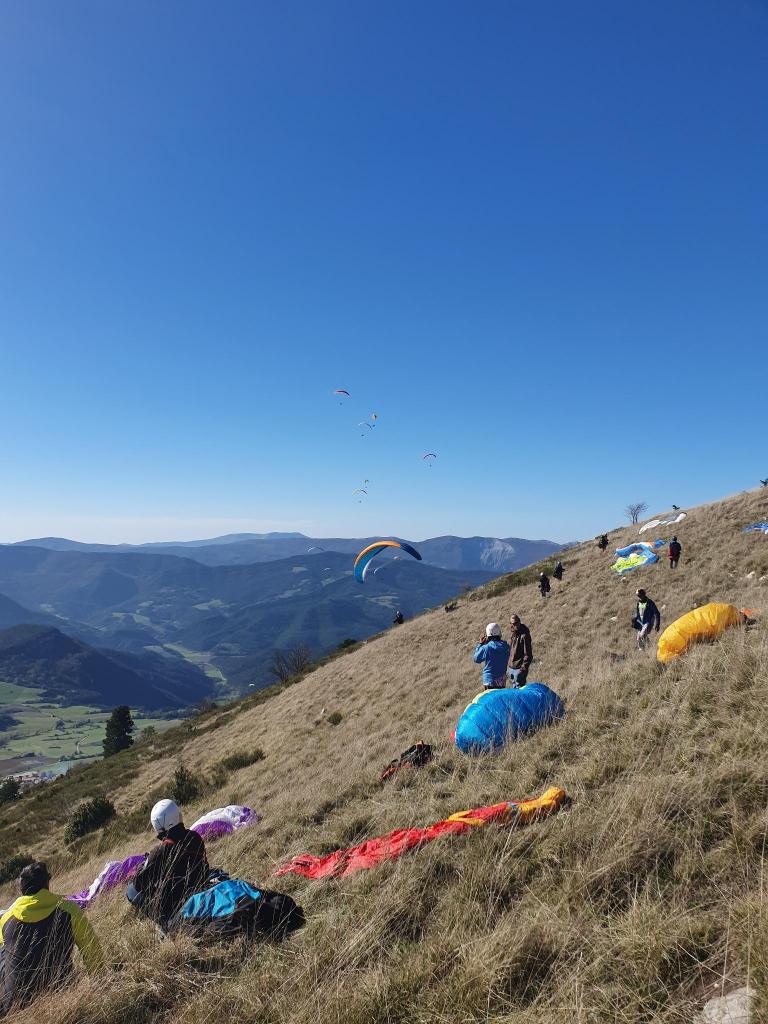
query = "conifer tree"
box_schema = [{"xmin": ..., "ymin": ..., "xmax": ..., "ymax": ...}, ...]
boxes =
[{"xmin": 102, "ymin": 705, "xmax": 134, "ymax": 757}]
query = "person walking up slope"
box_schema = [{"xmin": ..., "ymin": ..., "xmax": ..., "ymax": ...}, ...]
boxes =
[
  {"xmin": 668, "ymin": 536, "xmax": 682, "ymax": 568},
  {"xmin": 538, "ymin": 572, "xmax": 551, "ymax": 598},
  {"xmin": 632, "ymin": 588, "xmax": 661, "ymax": 650},
  {"xmin": 473, "ymin": 623, "xmax": 510, "ymax": 690}
]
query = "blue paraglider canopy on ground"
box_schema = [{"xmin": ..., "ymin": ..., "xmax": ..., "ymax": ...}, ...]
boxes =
[
  {"xmin": 454, "ymin": 683, "xmax": 564, "ymax": 755},
  {"xmin": 742, "ymin": 522, "xmax": 768, "ymax": 534}
]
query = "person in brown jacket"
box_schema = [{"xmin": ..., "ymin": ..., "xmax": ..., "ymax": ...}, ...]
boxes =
[{"xmin": 508, "ymin": 614, "xmax": 533, "ymax": 687}]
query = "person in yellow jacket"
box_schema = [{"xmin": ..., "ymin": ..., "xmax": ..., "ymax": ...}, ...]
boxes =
[{"xmin": 0, "ymin": 861, "xmax": 104, "ymax": 1011}]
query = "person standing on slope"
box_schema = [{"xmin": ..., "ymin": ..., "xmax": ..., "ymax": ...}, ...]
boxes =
[
  {"xmin": 0, "ymin": 861, "xmax": 104, "ymax": 1013},
  {"xmin": 508, "ymin": 614, "xmax": 533, "ymax": 687},
  {"xmin": 127, "ymin": 799, "xmax": 209, "ymax": 932},
  {"xmin": 552, "ymin": 561, "xmax": 564, "ymax": 581},
  {"xmin": 538, "ymin": 572, "xmax": 551, "ymax": 598},
  {"xmin": 473, "ymin": 623, "xmax": 511, "ymax": 689},
  {"xmin": 668, "ymin": 536, "xmax": 682, "ymax": 569},
  {"xmin": 632, "ymin": 588, "xmax": 661, "ymax": 650}
]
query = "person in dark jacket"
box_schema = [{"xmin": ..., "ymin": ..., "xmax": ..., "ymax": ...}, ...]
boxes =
[
  {"xmin": 538, "ymin": 572, "xmax": 551, "ymax": 597},
  {"xmin": 668, "ymin": 536, "xmax": 682, "ymax": 568},
  {"xmin": 507, "ymin": 614, "xmax": 533, "ymax": 687},
  {"xmin": 473, "ymin": 623, "xmax": 510, "ymax": 689},
  {"xmin": 393, "ymin": 610, "xmax": 405, "ymax": 625},
  {"xmin": 632, "ymin": 588, "xmax": 661, "ymax": 650},
  {"xmin": 127, "ymin": 799, "xmax": 209, "ymax": 931},
  {"xmin": 552, "ymin": 561, "xmax": 564, "ymax": 581},
  {"xmin": 597, "ymin": 534, "xmax": 609, "ymax": 551},
  {"xmin": 0, "ymin": 862, "xmax": 103, "ymax": 1012}
]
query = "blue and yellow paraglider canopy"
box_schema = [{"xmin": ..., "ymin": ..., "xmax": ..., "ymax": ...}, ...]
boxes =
[{"xmin": 354, "ymin": 540, "xmax": 422, "ymax": 582}]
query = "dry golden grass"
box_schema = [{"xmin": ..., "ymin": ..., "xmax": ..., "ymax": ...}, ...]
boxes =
[{"xmin": 2, "ymin": 488, "xmax": 767, "ymax": 1022}]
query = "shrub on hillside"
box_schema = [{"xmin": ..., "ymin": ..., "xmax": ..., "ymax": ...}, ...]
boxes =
[
  {"xmin": 0, "ymin": 853, "xmax": 34, "ymax": 885},
  {"xmin": 327, "ymin": 711, "xmax": 343, "ymax": 726},
  {"xmin": 64, "ymin": 796, "xmax": 116, "ymax": 844},
  {"xmin": 170, "ymin": 763, "xmax": 201, "ymax": 805},
  {"xmin": 0, "ymin": 777, "xmax": 21, "ymax": 806},
  {"xmin": 218, "ymin": 748, "xmax": 265, "ymax": 772}
]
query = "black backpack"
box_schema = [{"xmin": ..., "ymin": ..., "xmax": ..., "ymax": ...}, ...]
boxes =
[
  {"xmin": 169, "ymin": 879, "xmax": 304, "ymax": 941},
  {"xmin": 380, "ymin": 741, "xmax": 433, "ymax": 782}
]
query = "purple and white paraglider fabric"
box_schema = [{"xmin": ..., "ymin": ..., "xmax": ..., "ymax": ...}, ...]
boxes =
[{"xmin": 67, "ymin": 805, "xmax": 261, "ymax": 909}]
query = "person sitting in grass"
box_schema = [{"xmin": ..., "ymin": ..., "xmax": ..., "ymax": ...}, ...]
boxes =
[
  {"xmin": 127, "ymin": 799, "xmax": 209, "ymax": 932},
  {"xmin": 473, "ymin": 623, "xmax": 511, "ymax": 689},
  {"xmin": 0, "ymin": 861, "xmax": 104, "ymax": 1012}
]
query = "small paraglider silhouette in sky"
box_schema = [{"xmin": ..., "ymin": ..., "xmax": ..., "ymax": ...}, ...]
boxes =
[
  {"xmin": 334, "ymin": 388, "xmax": 350, "ymax": 405},
  {"xmin": 423, "ymin": 452, "xmax": 437, "ymax": 467}
]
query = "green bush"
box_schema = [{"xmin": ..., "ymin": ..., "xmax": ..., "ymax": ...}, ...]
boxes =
[
  {"xmin": 64, "ymin": 796, "xmax": 116, "ymax": 844},
  {"xmin": 0, "ymin": 778, "xmax": 21, "ymax": 806},
  {"xmin": 170, "ymin": 763, "xmax": 201, "ymax": 805},
  {"xmin": 0, "ymin": 853, "xmax": 34, "ymax": 885},
  {"xmin": 327, "ymin": 711, "xmax": 343, "ymax": 726},
  {"xmin": 218, "ymin": 748, "xmax": 265, "ymax": 772}
]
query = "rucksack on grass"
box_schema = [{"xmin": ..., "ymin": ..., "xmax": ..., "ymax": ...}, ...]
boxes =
[
  {"xmin": 380, "ymin": 741, "xmax": 433, "ymax": 782},
  {"xmin": 170, "ymin": 879, "xmax": 304, "ymax": 941}
]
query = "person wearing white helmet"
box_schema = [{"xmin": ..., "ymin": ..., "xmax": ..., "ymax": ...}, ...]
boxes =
[
  {"xmin": 126, "ymin": 798, "xmax": 209, "ymax": 931},
  {"xmin": 472, "ymin": 623, "xmax": 511, "ymax": 689}
]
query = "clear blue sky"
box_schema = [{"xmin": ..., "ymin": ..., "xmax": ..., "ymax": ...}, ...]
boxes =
[{"xmin": 1, "ymin": 1, "xmax": 766, "ymax": 544}]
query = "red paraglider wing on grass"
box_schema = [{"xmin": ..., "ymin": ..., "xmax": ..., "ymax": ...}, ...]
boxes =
[{"xmin": 273, "ymin": 787, "xmax": 566, "ymax": 879}]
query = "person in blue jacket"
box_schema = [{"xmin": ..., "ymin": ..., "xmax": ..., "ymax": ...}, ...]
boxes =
[{"xmin": 473, "ymin": 623, "xmax": 511, "ymax": 689}]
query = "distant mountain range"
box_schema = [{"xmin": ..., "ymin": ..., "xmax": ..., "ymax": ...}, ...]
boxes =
[
  {"xmin": 10, "ymin": 533, "xmax": 563, "ymax": 571},
  {"xmin": 0, "ymin": 531, "xmax": 565, "ymax": 700},
  {"xmin": 0, "ymin": 625, "xmax": 212, "ymax": 710}
]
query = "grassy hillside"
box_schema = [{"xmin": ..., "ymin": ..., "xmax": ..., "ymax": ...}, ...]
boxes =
[{"xmin": 1, "ymin": 489, "xmax": 766, "ymax": 1023}]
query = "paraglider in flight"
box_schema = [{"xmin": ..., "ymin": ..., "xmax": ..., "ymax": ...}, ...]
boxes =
[
  {"xmin": 334, "ymin": 389, "xmax": 350, "ymax": 405},
  {"xmin": 354, "ymin": 539, "xmax": 422, "ymax": 583},
  {"xmin": 352, "ymin": 488, "xmax": 367, "ymax": 495},
  {"xmin": 307, "ymin": 546, "xmax": 324, "ymax": 553},
  {"xmin": 370, "ymin": 414, "xmax": 378, "ymax": 426},
  {"xmin": 358, "ymin": 422, "xmax": 373, "ymax": 435},
  {"xmin": 423, "ymin": 453, "xmax": 437, "ymax": 467}
]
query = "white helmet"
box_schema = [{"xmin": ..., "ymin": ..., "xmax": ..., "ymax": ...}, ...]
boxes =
[
  {"xmin": 485, "ymin": 622, "xmax": 502, "ymax": 638},
  {"xmin": 150, "ymin": 799, "xmax": 181, "ymax": 834}
]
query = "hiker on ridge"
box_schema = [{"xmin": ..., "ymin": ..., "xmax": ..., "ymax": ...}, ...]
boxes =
[
  {"xmin": 538, "ymin": 572, "xmax": 551, "ymax": 598},
  {"xmin": 393, "ymin": 610, "xmax": 405, "ymax": 625},
  {"xmin": 473, "ymin": 623, "xmax": 510, "ymax": 689},
  {"xmin": 553, "ymin": 561, "xmax": 564, "ymax": 581},
  {"xmin": 127, "ymin": 799, "xmax": 209, "ymax": 932},
  {"xmin": 597, "ymin": 534, "xmax": 609, "ymax": 551},
  {"xmin": 508, "ymin": 614, "xmax": 533, "ymax": 687},
  {"xmin": 0, "ymin": 861, "xmax": 104, "ymax": 1012},
  {"xmin": 632, "ymin": 588, "xmax": 661, "ymax": 650},
  {"xmin": 668, "ymin": 536, "xmax": 682, "ymax": 569}
]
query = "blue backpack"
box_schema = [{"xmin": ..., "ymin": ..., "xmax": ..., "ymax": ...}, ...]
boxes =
[{"xmin": 170, "ymin": 879, "xmax": 304, "ymax": 940}]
